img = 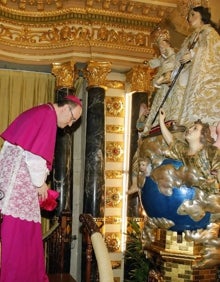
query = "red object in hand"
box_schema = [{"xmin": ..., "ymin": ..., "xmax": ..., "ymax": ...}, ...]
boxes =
[
  {"xmin": 39, "ymin": 189, "xmax": 59, "ymax": 211},
  {"xmin": 149, "ymin": 120, "xmax": 174, "ymax": 135}
]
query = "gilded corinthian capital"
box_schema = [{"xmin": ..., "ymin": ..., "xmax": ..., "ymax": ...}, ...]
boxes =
[
  {"xmin": 52, "ymin": 60, "xmax": 75, "ymax": 89},
  {"xmin": 84, "ymin": 61, "xmax": 112, "ymax": 89},
  {"xmin": 126, "ymin": 64, "xmax": 155, "ymax": 93}
]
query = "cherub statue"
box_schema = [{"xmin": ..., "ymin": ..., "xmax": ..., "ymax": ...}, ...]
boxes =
[
  {"xmin": 127, "ymin": 157, "xmax": 152, "ymax": 195},
  {"xmin": 141, "ymin": 29, "xmax": 176, "ymax": 136},
  {"xmin": 150, "ymin": 30, "xmax": 175, "ymax": 88},
  {"xmin": 127, "ymin": 103, "xmax": 151, "ymax": 195}
]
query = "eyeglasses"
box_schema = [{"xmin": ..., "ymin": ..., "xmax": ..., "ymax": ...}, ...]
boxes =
[{"xmin": 68, "ymin": 106, "xmax": 77, "ymax": 122}]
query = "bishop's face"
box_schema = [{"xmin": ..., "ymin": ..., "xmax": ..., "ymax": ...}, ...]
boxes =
[{"xmin": 57, "ymin": 104, "xmax": 82, "ymax": 128}]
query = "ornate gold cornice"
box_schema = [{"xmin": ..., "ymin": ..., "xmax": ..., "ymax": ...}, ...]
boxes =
[
  {"xmin": 0, "ymin": 0, "xmax": 190, "ymax": 71},
  {"xmin": 0, "ymin": 0, "xmax": 176, "ymax": 17},
  {"xmin": 0, "ymin": 21, "xmax": 154, "ymax": 48},
  {"xmin": 0, "ymin": 6, "xmax": 162, "ymax": 25},
  {"xmin": 0, "ymin": 0, "xmax": 63, "ymax": 11},
  {"xmin": 0, "ymin": 8, "xmax": 156, "ymax": 67}
]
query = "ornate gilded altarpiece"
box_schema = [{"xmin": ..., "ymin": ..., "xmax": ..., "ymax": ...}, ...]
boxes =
[{"xmin": 0, "ymin": 1, "xmax": 215, "ymax": 281}]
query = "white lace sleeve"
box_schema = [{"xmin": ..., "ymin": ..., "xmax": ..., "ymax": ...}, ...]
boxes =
[{"xmin": 25, "ymin": 151, "xmax": 49, "ymax": 187}]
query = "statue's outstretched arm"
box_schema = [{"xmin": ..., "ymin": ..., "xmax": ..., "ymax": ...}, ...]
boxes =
[{"xmin": 159, "ymin": 108, "xmax": 173, "ymax": 145}]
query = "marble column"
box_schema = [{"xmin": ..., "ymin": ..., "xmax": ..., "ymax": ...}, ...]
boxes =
[
  {"xmin": 83, "ymin": 61, "xmax": 111, "ymax": 217},
  {"xmin": 80, "ymin": 61, "xmax": 111, "ymax": 282},
  {"xmin": 129, "ymin": 92, "xmax": 148, "ymax": 217},
  {"xmin": 50, "ymin": 60, "xmax": 76, "ymax": 273},
  {"xmin": 51, "ymin": 60, "xmax": 76, "ymax": 215},
  {"xmin": 126, "ymin": 64, "xmax": 155, "ymax": 217},
  {"xmin": 83, "ymin": 86, "xmax": 105, "ymax": 217}
]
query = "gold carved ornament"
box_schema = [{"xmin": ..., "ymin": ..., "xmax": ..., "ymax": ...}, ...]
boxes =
[
  {"xmin": 126, "ymin": 64, "xmax": 156, "ymax": 93},
  {"xmin": 105, "ymin": 232, "xmax": 121, "ymax": 252},
  {"xmin": 51, "ymin": 60, "xmax": 75, "ymax": 89},
  {"xmin": 106, "ymin": 187, "xmax": 122, "ymax": 208},
  {"xmin": 84, "ymin": 61, "xmax": 112, "ymax": 89},
  {"xmin": 106, "ymin": 97, "xmax": 124, "ymax": 117},
  {"xmin": 106, "ymin": 142, "xmax": 124, "ymax": 162}
]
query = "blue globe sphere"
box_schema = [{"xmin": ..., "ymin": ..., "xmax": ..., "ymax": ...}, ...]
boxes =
[{"xmin": 141, "ymin": 159, "xmax": 210, "ymax": 232}]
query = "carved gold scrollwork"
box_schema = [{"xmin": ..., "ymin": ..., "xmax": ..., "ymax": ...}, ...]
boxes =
[
  {"xmin": 106, "ymin": 97, "xmax": 124, "ymax": 117},
  {"xmin": 105, "ymin": 80, "xmax": 125, "ymax": 89},
  {"xmin": 105, "ymin": 216, "xmax": 122, "ymax": 224},
  {"xmin": 106, "ymin": 141, "xmax": 124, "ymax": 162},
  {"xmin": 105, "ymin": 170, "xmax": 123, "ymax": 179},
  {"xmin": 51, "ymin": 60, "xmax": 75, "ymax": 89},
  {"xmin": 1, "ymin": 0, "xmax": 63, "ymax": 10},
  {"xmin": 106, "ymin": 124, "xmax": 124, "ymax": 134},
  {"xmin": 106, "ymin": 187, "xmax": 122, "ymax": 207},
  {"xmin": 105, "ymin": 232, "xmax": 121, "ymax": 252},
  {"xmin": 126, "ymin": 64, "xmax": 156, "ymax": 93}
]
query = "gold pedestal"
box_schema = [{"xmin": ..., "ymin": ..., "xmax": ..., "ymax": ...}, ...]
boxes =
[{"xmin": 145, "ymin": 229, "xmax": 218, "ymax": 282}]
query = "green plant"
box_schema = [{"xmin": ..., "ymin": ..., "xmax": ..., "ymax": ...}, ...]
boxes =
[{"xmin": 124, "ymin": 220, "xmax": 150, "ymax": 282}]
